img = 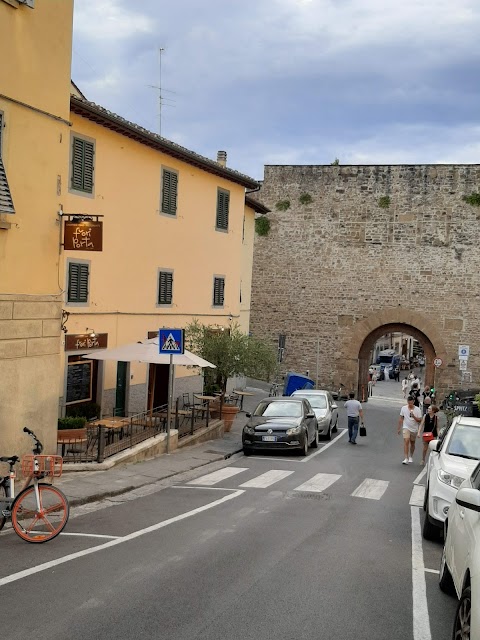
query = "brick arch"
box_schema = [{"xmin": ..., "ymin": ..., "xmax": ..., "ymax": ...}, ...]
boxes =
[{"xmin": 344, "ymin": 308, "xmax": 448, "ymax": 400}]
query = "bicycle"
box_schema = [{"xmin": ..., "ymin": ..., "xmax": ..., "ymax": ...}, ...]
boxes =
[{"xmin": 0, "ymin": 427, "xmax": 69, "ymax": 543}]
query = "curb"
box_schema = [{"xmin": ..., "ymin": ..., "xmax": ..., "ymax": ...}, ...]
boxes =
[{"xmin": 68, "ymin": 446, "xmax": 243, "ymax": 508}]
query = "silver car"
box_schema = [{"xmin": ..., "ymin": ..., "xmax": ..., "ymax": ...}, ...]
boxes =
[{"xmin": 291, "ymin": 390, "xmax": 338, "ymax": 440}]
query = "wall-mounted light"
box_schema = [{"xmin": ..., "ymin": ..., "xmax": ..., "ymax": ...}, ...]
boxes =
[{"xmin": 86, "ymin": 328, "xmax": 97, "ymax": 338}]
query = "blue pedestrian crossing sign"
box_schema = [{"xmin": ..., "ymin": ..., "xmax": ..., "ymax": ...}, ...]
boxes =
[{"xmin": 159, "ymin": 329, "xmax": 184, "ymax": 355}]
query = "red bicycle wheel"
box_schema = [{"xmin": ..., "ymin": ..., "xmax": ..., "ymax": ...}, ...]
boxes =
[{"xmin": 11, "ymin": 483, "xmax": 69, "ymax": 543}]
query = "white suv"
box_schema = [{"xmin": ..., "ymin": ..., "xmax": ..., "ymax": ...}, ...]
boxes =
[
  {"xmin": 423, "ymin": 416, "xmax": 480, "ymax": 540},
  {"xmin": 439, "ymin": 462, "xmax": 480, "ymax": 640}
]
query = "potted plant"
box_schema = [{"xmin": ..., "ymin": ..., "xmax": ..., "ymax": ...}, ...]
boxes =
[{"xmin": 186, "ymin": 320, "xmax": 278, "ymax": 431}]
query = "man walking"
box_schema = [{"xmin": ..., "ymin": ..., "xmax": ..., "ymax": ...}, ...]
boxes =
[
  {"xmin": 397, "ymin": 395, "xmax": 422, "ymax": 464},
  {"xmin": 344, "ymin": 392, "xmax": 364, "ymax": 444}
]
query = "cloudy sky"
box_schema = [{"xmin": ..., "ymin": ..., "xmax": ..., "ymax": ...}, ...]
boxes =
[{"xmin": 72, "ymin": 0, "xmax": 480, "ymax": 180}]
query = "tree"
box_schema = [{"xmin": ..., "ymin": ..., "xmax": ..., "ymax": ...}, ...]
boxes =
[
  {"xmin": 185, "ymin": 320, "xmax": 278, "ymax": 394},
  {"xmin": 331, "ymin": 158, "xmax": 340, "ymax": 165}
]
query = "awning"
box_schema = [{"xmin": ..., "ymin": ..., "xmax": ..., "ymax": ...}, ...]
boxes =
[{"xmin": 0, "ymin": 157, "xmax": 15, "ymax": 214}]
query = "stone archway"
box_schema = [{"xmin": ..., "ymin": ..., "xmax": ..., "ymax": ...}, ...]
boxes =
[{"xmin": 344, "ymin": 308, "xmax": 448, "ymax": 401}]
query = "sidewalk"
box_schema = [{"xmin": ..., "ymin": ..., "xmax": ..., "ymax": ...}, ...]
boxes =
[{"xmin": 56, "ymin": 386, "xmax": 267, "ymax": 507}]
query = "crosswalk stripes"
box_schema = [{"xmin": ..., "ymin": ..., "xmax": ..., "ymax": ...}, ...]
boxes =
[
  {"xmin": 186, "ymin": 466, "xmax": 390, "ymax": 501},
  {"xmin": 293, "ymin": 473, "xmax": 341, "ymax": 493},
  {"xmin": 239, "ymin": 470, "xmax": 294, "ymax": 488}
]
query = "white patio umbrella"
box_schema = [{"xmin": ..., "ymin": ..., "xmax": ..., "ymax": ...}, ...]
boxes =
[{"xmin": 83, "ymin": 339, "xmax": 215, "ymax": 368}]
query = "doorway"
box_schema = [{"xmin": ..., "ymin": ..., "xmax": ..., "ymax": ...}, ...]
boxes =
[
  {"xmin": 115, "ymin": 361, "xmax": 128, "ymax": 416},
  {"xmin": 148, "ymin": 363, "xmax": 170, "ymax": 410}
]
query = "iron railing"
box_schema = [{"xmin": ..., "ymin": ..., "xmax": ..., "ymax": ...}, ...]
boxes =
[{"xmin": 58, "ymin": 400, "xmax": 212, "ymax": 463}]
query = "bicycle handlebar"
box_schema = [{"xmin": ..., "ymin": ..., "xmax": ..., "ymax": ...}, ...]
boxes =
[{"xmin": 23, "ymin": 427, "xmax": 43, "ymax": 454}]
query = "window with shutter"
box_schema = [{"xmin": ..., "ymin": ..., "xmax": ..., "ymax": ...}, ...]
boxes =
[
  {"xmin": 213, "ymin": 277, "xmax": 225, "ymax": 307},
  {"xmin": 216, "ymin": 189, "xmax": 230, "ymax": 231},
  {"xmin": 68, "ymin": 263, "xmax": 89, "ymax": 304},
  {"xmin": 0, "ymin": 112, "xmax": 3, "ymax": 158},
  {"xmin": 161, "ymin": 169, "xmax": 178, "ymax": 215},
  {"xmin": 158, "ymin": 271, "xmax": 173, "ymax": 305},
  {"xmin": 71, "ymin": 136, "xmax": 95, "ymax": 194},
  {"xmin": 0, "ymin": 113, "xmax": 15, "ymax": 215}
]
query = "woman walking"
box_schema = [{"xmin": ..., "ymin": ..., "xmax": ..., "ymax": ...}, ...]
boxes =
[{"xmin": 418, "ymin": 405, "xmax": 439, "ymax": 465}]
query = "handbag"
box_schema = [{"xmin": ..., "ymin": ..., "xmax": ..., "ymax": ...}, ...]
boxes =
[
  {"xmin": 359, "ymin": 423, "xmax": 367, "ymax": 437},
  {"xmin": 422, "ymin": 432, "xmax": 434, "ymax": 442}
]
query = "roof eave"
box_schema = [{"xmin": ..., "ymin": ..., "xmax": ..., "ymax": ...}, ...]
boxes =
[{"xmin": 245, "ymin": 195, "xmax": 270, "ymax": 214}]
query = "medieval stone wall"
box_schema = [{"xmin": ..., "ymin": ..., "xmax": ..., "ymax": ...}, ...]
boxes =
[{"xmin": 250, "ymin": 165, "xmax": 480, "ymax": 396}]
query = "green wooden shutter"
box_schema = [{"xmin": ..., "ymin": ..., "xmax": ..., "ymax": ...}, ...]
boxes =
[
  {"xmin": 161, "ymin": 170, "xmax": 178, "ymax": 215},
  {"xmin": 213, "ymin": 277, "xmax": 225, "ymax": 306},
  {"xmin": 216, "ymin": 189, "xmax": 230, "ymax": 230},
  {"xmin": 71, "ymin": 137, "xmax": 94, "ymax": 193},
  {"xmin": 68, "ymin": 263, "xmax": 89, "ymax": 303},
  {"xmin": 0, "ymin": 112, "xmax": 3, "ymax": 158},
  {"xmin": 158, "ymin": 271, "xmax": 173, "ymax": 304}
]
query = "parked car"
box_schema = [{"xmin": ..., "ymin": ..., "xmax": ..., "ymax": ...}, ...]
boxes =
[
  {"xmin": 423, "ymin": 415, "xmax": 480, "ymax": 540},
  {"xmin": 291, "ymin": 389, "xmax": 338, "ymax": 440},
  {"xmin": 242, "ymin": 397, "xmax": 318, "ymax": 457},
  {"xmin": 439, "ymin": 462, "xmax": 480, "ymax": 640}
]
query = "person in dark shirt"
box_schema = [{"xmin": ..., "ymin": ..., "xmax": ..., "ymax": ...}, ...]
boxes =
[{"xmin": 418, "ymin": 405, "xmax": 439, "ymax": 464}]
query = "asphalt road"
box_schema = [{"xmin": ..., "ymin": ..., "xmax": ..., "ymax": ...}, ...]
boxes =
[{"xmin": 0, "ymin": 383, "xmax": 457, "ymax": 640}]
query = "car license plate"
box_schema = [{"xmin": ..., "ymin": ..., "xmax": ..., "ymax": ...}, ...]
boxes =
[{"xmin": 262, "ymin": 435, "xmax": 277, "ymax": 442}]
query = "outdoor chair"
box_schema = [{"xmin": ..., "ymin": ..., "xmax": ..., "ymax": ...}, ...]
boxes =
[{"xmin": 182, "ymin": 393, "xmax": 192, "ymax": 410}]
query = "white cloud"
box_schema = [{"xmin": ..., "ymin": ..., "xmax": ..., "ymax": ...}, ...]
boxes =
[{"xmin": 74, "ymin": 0, "xmax": 153, "ymax": 41}]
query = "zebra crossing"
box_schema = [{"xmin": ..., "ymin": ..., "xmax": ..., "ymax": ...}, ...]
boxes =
[{"xmin": 185, "ymin": 466, "xmax": 390, "ymax": 500}]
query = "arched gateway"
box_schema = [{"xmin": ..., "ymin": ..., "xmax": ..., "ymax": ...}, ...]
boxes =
[
  {"xmin": 346, "ymin": 309, "xmax": 448, "ymax": 402},
  {"xmin": 250, "ymin": 164, "xmax": 479, "ymax": 399}
]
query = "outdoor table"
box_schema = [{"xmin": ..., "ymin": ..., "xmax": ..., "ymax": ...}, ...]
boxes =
[
  {"xmin": 88, "ymin": 417, "xmax": 130, "ymax": 443},
  {"xmin": 193, "ymin": 395, "xmax": 217, "ymax": 401},
  {"xmin": 57, "ymin": 435, "xmax": 87, "ymax": 457},
  {"xmin": 233, "ymin": 390, "xmax": 255, "ymax": 411}
]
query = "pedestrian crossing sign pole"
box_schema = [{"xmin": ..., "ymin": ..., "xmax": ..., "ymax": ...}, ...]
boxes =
[{"xmin": 159, "ymin": 329, "xmax": 185, "ymax": 453}]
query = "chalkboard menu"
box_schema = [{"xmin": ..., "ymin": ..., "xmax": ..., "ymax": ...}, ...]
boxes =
[{"xmin": 66, "ymin": 361, "xmax": 92, "ymax": 404}]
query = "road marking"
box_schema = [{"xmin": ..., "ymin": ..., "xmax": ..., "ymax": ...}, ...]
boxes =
[
  {"xmin": 240, "ymin": 470, "xmax": 294, "ymax": 488},
  {"xmin": 0, "ymin": 490, "xmax": 244, "ymax": 588},
  {"xmin": 172, "ymin": 485, "xmax": 239, "ymax": 492},
  {"xmin": 294, "ymin": 473, "xmax": 341, "ymax": 493},
  {"xmin": 302, "ymin": 429, "xmax": 347, "ymax": 462},
  {"xmin": 248, "ymin": 457, "xmax": 301, "ymax": 462},
  {"xmin": 187, "ymin": 467, "xmax": 248, "ymax": 486},
  {"xmin": 351, "ymin": 478, "xmax": 389, "ymax": 500},
  {"xmin": 411, "ymin": 506, "xmax": 432, "ymax": 640},
  {"xmin": 414, "ymin": 467, "xmax": 427, "ymax": 485},
  {"xmin": 409, "ymin": 485, "xmax": 425, "ymax": 507},
  {"xmin": 60, "ymin": 532, "xmax": 120, "ymax": 540},
  {"xmin": 424, "ymin": 568, "xmax": 440, "ymax": 575}
]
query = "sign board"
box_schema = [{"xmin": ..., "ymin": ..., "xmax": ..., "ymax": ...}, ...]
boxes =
[
  {"xmin": 66, "ymin": 361, "xmax": 92, "ymax": 404},
  {"xmin": 65, "ymin": 333, "xmax": 108, "ymax": 351},
  {"xmin": 433, "ymin": 357, "xmax": 443, "ymax": 368},
  {"xmin": 459, "ymin": 359, "xmax": 468, "ymax": 371},
  {"xmin": 159, "ymin": 329, "xmax": 184, "ymax": 355},
  {"xmin": 453, "ymin": 401, "xmax": 475, "ymax": 417},
  {"xmin": 458, "ymin": 345, "xmax": 470, "ymax": 358},
  {"xmin": 64, "ymin": 220, "xmax": 103, "ymax": 251}
]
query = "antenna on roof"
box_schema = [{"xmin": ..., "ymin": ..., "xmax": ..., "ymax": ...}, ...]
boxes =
[{"xmin": 147, "ymin": 47, "xmax": 176, "ymax": 137}]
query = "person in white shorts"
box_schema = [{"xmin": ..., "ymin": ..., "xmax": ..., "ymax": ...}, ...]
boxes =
[{"xmin": 397, "ymin": 395, "xmax": 422, "ymax": 464}]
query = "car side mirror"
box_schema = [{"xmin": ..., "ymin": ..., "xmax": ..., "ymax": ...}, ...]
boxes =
[
  {"xmin": 428, "ymin": 439, "xmax": 440, "ymax": 452},
  {"xmin": 331, "ymin": 404, "xmax": 338, "ymax": 410},
  {"xmin": 306, "ymin": 412, "xmax": 315, "ymax": 419},
  {"xmin": 245, "ymin": 412, "xmax": 251, "ymax": 418},
  {"xmin": 456, "ymin": 488, "xmax": 480, "ymax": 512}
]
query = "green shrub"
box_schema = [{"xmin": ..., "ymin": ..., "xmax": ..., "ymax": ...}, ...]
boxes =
[
  {"xmin": 275, "ymin": 199, "xmax": 290, "ymax": 211},
  {"xmin": 58, "ymin": 416, "xmax": 87, "ymax": 430},
  {"xmin": 378, "ymin": 196, "xmax": 391, "ymax": 208},
  {"xmin": 299, "ymin": 193, "xmax": 313, "ymax": 205},
  {"xmin": 255, "ymin": 217, "xmax": 271, "ymax": 236},
  {"xmin": 462, "ymin": 193, "xmax": 480, "ymax": 207},
  {"xmin": 65, "ymin": 402, "xmax": 101, "ymax": 420}
]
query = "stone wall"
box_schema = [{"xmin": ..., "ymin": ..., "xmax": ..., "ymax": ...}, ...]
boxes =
[
  {"xmin": 0, "ymin": 294, "xmax": 62, "ymax": 455},
  {"xmin": 250, "ymin": 165, "xmax": 480, "ymax": 397}
]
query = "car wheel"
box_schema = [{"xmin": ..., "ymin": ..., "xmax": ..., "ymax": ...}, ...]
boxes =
[
  {"xmin": 438, "ymin": 545, "xmax": 456, "ymax": 596},
  {"xmin": 422, "ymin": 502, "xmax": 440, "ymax": 541},
  {"xmin": 311, "ymin": 429, "xmax": 319, "ymax": 449},
  {"xmin": 243, "ymin": 447, "xmax": 252, "ymax": 457},
  {"xmin": 423, "ymin": 485, "xmax": 428, "ymax": 512},
  {"xmin": 453, "ymin": 586, "xmax": 471, "ymax": 640},
  {"xmin": 324, "ymin": 424, "xmax": 332, "ymax": 441},
  {"xmin": 299, "ymin": 435, "xmax": 308, "ymax": 456},
  {"xmin": 332, "ymin": 417, "xmax": 338, "ymax": 433}
]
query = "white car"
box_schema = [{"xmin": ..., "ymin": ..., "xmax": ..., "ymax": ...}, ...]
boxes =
[
  {"xmin": 439, "ymin": 462, "xmax": 480, "ymax": 640},
  {"xmin": 423, "ymin": 416, "xmax": 480, "ymax": 540},
  {"xmin": 291, "ymin": 390, "xmax": 338, "ymax": 440}
]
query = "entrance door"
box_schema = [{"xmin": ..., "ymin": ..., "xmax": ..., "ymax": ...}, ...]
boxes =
[
  {"xmin": 148, "ymin": 364, "xmax": 170, "ymax": 410},
  {"xmin": 115, "ymin": 361, "xmax": 128, "ymax": 416}
]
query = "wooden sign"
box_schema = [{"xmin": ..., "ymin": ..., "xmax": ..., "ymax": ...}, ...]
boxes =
[
  {"xmin": 66, "ymin": 361, "xmax": 92, "ymax": 404},
  {"xmin": 64, "ymin": 220, "xmax": 103, "ymax": 251},
  {"xmin": 65, "ymin": 333, "xmax": 108, "ymax": 351}
]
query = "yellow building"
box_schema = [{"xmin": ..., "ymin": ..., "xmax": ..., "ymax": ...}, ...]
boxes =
[
  {"xmin": 0, "ymin": 0, "xmax": 73, "ymax": 454},
  {"xmin": 61, "ymin": 95, "xmax": 263, "ymax": 418}
]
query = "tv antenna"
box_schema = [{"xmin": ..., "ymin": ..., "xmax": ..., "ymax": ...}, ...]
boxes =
[{"xmin": 147, "ymin": 47, "xmax": 176, "ymax": 137}]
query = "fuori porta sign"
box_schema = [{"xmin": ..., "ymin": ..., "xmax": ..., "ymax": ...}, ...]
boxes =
[{"xmin": 64, "ymin": 219, "xmax": 103, "ymax": 251}]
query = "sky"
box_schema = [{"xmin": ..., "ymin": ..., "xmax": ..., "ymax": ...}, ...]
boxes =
[{"xmin": 72, "ymin": 0, "xmax": 480, "ymax": 180}]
